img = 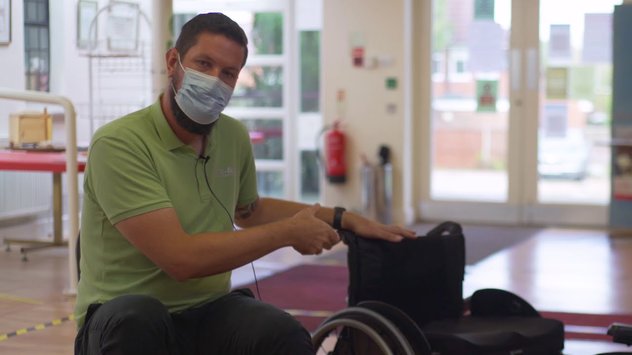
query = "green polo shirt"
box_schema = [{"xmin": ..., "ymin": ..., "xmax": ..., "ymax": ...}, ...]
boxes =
[{"xmin": 74, "ymin": 99, "xmax": 258, "ymax": 327}]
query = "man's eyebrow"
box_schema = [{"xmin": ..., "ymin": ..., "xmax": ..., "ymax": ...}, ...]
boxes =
[
  {"xmin": 193, "ymin": 54, "xmax": 240, "ymax": 72},
  {"xmin": 192, "ymin": 54, "xmax": 215, "ymax": 62}
]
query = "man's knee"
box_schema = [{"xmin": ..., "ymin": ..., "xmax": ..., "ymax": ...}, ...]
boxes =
[
  {"xmin": 196, "ymin": 291, "xmax": 315, "ymax": 354},
  {"xmin": 76, "ymin": 295, "xmax": 177, "ymax": 355},
  {"xmin": 254, "ymin": 307, "xmax": 314, "ymax": 354},
  {"xmin": 277, "ymin": 316, "xmax": 314, "ymax": 353}
]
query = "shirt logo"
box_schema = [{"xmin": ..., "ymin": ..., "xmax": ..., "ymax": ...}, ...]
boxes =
[{"xmin": 217, "ymin": 166, "xmax": 235, "ymax": 177}]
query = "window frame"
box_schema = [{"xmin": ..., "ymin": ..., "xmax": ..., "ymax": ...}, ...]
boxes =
[{"xmin": 23, "ymin": 0, "xmax": 50, "ymax": 92}]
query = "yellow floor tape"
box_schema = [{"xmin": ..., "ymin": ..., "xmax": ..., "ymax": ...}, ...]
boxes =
[
  {"xmin": 0, "ymin": 309, "xmax": 331, "ymax": 343},
  {"xmin": 0, "ymin": 314, "xmax": 74, "ymax": 342}
]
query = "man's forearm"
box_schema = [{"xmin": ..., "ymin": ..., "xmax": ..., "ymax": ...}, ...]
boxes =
[{"xmin": 235, "ymin": 197, "xmax": 339, "ymax": 229}]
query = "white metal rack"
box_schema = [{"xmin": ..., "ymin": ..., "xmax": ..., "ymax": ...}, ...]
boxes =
[{"xmin": 84, "ymin": 2, "xmax": 152, "ymax": 136}]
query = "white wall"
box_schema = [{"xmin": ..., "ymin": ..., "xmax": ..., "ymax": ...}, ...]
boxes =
[{"xmin": 322, "ymin": 0, "xmax": 409, "ymax": 223}]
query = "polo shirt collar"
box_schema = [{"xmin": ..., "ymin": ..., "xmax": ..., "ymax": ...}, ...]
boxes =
[{"xmin": 150, "ymin": 97, "xmax": 187, "ymax": 151}]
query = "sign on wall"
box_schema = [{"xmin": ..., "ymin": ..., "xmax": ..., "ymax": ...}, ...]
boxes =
[
  {"xmin": 546, "ymin": 67, "xmax": 569, "ymax": 100},
  {"xmin": 0, "ymin": 0, "xmax": 10, "ymax": 45},
  {"xmin": 476, "ymin": 79, "xmax": 498, "ymax": 112}
]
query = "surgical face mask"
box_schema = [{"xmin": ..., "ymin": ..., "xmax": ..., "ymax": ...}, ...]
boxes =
[{"xmin": 173, "ymin": 56, "xmax": 234, "ymax": 125}]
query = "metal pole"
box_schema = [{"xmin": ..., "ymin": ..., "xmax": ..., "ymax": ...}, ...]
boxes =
[{"xmin": 151, "ymin": 0, "xmax": 172, "ymax": 99}]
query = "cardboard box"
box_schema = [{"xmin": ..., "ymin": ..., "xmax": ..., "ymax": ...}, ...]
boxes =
[{"xmin": 9, "ymin": 109, "xmax": 52, "ymax": 148}]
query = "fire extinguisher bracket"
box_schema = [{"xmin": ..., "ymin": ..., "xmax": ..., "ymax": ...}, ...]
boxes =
[{"xmin": 328, "ymin": 175, "xmax": 347, "ymax": 184}]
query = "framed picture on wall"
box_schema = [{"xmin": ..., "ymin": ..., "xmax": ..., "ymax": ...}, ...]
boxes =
[
  {"xmin": 77, "ymin": 0, "xmax": 98, "ymax": 49},
  {"xmin": 0, "ymin": 0, "xmax": 11, "ymax": 45},
  {"xmin": 106, "ymin": 1, "xmax": 140, "ymax": 52}
]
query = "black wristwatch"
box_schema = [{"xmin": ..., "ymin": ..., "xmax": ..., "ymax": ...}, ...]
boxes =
[{"xmin": 333, "ymin": 206, "xmax": 346, "ymax": 230}]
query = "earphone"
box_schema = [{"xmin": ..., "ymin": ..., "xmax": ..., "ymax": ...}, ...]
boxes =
[{"xmin": 196, "ymin": 156, "xmax": 263, "ymax": 300}]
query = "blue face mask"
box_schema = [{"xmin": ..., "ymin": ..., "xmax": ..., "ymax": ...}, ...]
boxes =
[{"xmin": 173, "ymin": 56, "xmax": 234, "ymax": 125}]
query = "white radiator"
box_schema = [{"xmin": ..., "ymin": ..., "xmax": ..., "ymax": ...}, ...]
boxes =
[{"xmin": 0, "ymin": 171, "xmax": 52, "ymax": 220}]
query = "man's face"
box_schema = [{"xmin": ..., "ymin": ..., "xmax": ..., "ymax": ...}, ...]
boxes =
[
  {"xmin": 167, "ymin": 32, "xmax": 245, "ymax": 134},
  {"xmin": 169, "ymin": 32, "xmax": 245, "ymax": 91}
]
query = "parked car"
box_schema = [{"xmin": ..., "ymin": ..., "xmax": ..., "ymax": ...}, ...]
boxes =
[{"xmin": 538, "ymin": 133, "xmax": 591, "ymax": 181}]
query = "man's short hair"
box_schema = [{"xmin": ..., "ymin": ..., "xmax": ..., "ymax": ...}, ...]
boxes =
[{"xmin": 175, "ymin": 12, "xmax": 249, "ymax": 67}]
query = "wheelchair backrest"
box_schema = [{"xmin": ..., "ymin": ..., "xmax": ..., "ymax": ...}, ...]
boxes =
[{"xmin": 342, "ymin": 221, "xmax": 465, "ymax": 326}]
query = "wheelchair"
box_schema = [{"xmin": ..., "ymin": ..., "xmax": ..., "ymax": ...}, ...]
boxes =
[{"xmin": 312, "ymin": 222, "xmax": 565, "ymax": 354}]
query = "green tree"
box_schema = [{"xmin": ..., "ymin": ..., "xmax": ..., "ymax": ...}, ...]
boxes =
[
  {"xmin": 433, "ymin": 0, "xmax": 454, "ymax": 95},
  {"xmin": 433, "ymin": 0, "xmax": 453, "ymax": 53},
  {"xmin": 247, "ymin": 12, "xmax": 284, "ymax": 107},
  {"xmin": 252, "ymin": 12, "xmax": 283, "ymax": 55},
  {"xmin": 300, "ymin": 31, "xmax": 320, "ymax": 112}
]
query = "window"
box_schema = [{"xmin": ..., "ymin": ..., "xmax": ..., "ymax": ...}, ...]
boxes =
[
  {"xmin": 432, "ymin": 57, "xmax": 441, "ymax": 75},
  {"xmin": 298, "ymin": 30, "xmax": 321, "ymax": 203},
  {"xmin": 300, "ymin": 31, "xmax": 320, "ymax": 113},
  {"xmin": 456, "ymin": 59, "xmax": 466, "ymax": 73},
  {"xmin": 24, "ymin": 0, "xmax": 50, "ymax": 92}
]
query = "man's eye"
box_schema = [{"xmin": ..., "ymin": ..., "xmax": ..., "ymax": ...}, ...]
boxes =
[{"xmin": 198, "ymin": 61, "xmax": 211, "ymax": 68}]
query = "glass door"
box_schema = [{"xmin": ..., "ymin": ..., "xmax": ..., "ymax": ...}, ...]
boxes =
[
  {"xmin": 423, "ymin": 0, "xmax": 618, "ymax": 227},
  {"xmin": 531, "ymin": 0, "xmax": 619, "ymax": 225},
  {"xmin": 429, "ymin": 0, "xmax": 511, "ymax": 203},
  {"xmin": 424, "ymin": 0, "xmax": 518, "ymax": 223}
]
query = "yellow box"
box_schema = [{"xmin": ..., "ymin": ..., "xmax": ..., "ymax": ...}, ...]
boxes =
[{"xmin": 9, "ymin": 109, "xmax": 52, "ymax": 148}]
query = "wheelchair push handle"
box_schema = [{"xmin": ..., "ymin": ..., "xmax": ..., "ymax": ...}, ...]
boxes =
[{"xmin": 426, "ymin": 221, "xmax": 462, "ymax": 238}]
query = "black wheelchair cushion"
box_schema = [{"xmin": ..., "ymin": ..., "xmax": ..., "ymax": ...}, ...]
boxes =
[{"xmin": 423, "ymin": 316, "xmax": 564, "ymax": 354}]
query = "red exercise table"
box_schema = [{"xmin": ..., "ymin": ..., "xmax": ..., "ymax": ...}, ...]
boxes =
[{"xmin": 0, "ymin": 149, "xmax": 86, "ymax": 260}]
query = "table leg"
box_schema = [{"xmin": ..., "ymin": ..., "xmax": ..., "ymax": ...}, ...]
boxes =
[
  {"xmin": 52, "ymin": 172, "xmax": 63, "ymax": 244},
  {"xmin": 3, "ymin": 172, "xmax": 68, "ymax": 261}
]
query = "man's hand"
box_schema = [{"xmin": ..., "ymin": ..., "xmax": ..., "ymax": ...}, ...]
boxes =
[
  {"xmin": 342, "ymin": 211, "xmax": 417, "ymax": 242},
  {"xmin": 288, "ymin": 204, "xmax": 341, "ymax": 255}
]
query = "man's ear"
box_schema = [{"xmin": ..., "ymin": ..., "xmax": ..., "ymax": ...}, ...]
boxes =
[{"xmin": 165, "ymin": 48, "xmax": 179, "ymax": 78}]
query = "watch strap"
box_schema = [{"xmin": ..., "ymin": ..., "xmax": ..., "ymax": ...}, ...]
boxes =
[{"xmin": 333, "ymin": 206, "xmax": 346, "ymax": 230}]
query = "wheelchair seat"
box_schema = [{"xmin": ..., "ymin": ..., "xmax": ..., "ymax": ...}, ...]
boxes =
[{"xmin": 421, "ymin": 315, "xmax": 563, "ymax": 354}]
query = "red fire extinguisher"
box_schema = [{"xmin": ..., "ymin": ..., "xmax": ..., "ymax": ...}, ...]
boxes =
[{"xmin": 324, "ymin": 121, "xmax": 347, "ymax": 183}]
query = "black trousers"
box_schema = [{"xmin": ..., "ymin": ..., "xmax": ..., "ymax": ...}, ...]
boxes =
[{"xmin": 74, "ymin": 289, "xmax": 315, "ymax": 355}]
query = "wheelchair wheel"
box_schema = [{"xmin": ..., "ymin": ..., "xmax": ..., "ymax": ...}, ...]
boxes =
[
  {"xmin": 312, "ymin": 306, "xmax": 415, "ymax": 355},
  {"xmin": 357, "ymin": 301, "xmax": 432, "ymax": 355}
]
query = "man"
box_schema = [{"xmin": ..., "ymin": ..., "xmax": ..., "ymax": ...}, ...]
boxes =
[{"xmin": 74, "ymin": 12, "xmax": 415, "ymax": 355}]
